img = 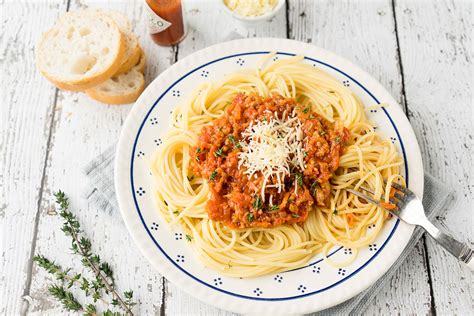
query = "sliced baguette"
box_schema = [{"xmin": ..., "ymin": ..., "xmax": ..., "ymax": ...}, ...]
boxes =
[
  {"xmin": 135, "ymin": 47, "xmax": 146, "ymax": 74},
  {"xmin": 116, "ymin": 39, "xmax": 140, "ymax": 75},
  {"xmin": 36, "ymin": 11, "xmax": 125, "ymax": 91},
  {"xmin": 85, "ymin": 55, "xmax": 145, "ymax": 105},
  {"xmin": 98, "ymin": 10, "xmax": 140, "ymax": 75}
]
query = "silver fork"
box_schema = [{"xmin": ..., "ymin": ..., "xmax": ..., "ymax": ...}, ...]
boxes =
[{"xmin": 345, "ymin": 182, "xmax": 473, "ymax": 270}]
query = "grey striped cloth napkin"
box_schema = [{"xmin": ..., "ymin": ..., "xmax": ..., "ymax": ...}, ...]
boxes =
[{"xmin": 83, "ymin": 144, "xmax": 453, "ymax": 315}]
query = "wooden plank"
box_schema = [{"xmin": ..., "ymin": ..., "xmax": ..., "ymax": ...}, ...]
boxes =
[
  {"xmin": 163, "ymin": 1, "xmax": 287, "ymax": 315},
  {"xmin": 26, "ymin": 1, "xmax": 175, "ymax": 314},
  {"xmin": 0, "ymin": 1, "xmax": 68, "ymax": 314},
  {"xmin": 394, "ymin": 0, "xmax": 473, "ymax": 314},
  {"xmin": 288, "ymin": 1, "xmax": 433, "ymax": 314}
]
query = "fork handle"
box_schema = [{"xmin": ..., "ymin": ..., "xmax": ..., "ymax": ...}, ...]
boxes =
[{"xmin": 421, "ymin": 219, "xmax": 473, "ymax": 270}]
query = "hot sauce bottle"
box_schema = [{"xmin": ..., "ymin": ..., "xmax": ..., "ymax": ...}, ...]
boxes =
[{"xmin": 145, "ymin": 0, "xmax": 187, "ymax": 46}]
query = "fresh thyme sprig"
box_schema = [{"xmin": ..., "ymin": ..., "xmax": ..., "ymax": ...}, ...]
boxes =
[{"xmin": 33, "ymin": 191, "xmax": 136, "ymax": 315}]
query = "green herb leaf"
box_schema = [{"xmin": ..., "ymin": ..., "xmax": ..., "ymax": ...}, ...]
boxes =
[
  {"xmin": 209, "ymin": 170, "xmax": 218, "ymax": 181},
  {"xmin": 124, "ymin": 290, "xmax": 134, "ymax": 300},
  {"xmin": 187, "ymin": 175, "xmax": 194, "ymax": 181},
  {"xmin": 185, "ymin": 234, "xmax": 193, "ymax": 242},
  {"xmin": 247, "ymin": 212, "xmax": 255, "ymax": 222},
  {"xmin": 84, "ymin": 303, "xmax": 97, "ymax": 316},
  {"xmin": 335, "ymin": 136, "xmax": 341, "ymax": 144},
  {"xmin": 291, "ymin": 213, "xmax": 300, "ymax": 218},
  {"xmin": 252, "ymin": 195, "xmax": 262, "ymax": 209},
  {"xmin": 173, "ymin": 210, "xmax": 180, "ymax": 215},
  {"xmin": 295, "ymin": 173, "xmax": 303, "ymax": 186},
  {"xmin": 310, "ymin": 182, "xmax": 318, "ymax": 194},
  {"xmin": 269, "ymin": 205, "xmax": 279, "ymax": 212},
  {"xmin": 214, "ymin": 147, "xmax": 224, "ymax": 157},
  {"xmin": 228, "ymin": 135, "xmax": 241, "ymax": 149},
  {"xmin": 303, "ymin": 151, "xmax": 308, "ymax": 158},
  {"xmin": 302, "ymin": 105, "xmax": 310, "ymax": 114},
  {"xmin": 195, "ymin": 148, "xmax": 201, "ymax": 162},
  {"xmin": 48, "ymin": 284, "xmax": 82, "ymax": 311},
  {"xmin": 333, "ymin": 209, "xmax": 338, "ymax": 215}
]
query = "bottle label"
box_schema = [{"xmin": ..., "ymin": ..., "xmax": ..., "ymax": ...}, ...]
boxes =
[{"xmin": 145, "ymin": 2, "xmax": 172, "ymax": 34}]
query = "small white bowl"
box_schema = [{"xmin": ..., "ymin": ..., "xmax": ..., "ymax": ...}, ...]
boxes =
[{"xmin": 219, "ymin": 0, "xmax": 285, "ymax": 25}]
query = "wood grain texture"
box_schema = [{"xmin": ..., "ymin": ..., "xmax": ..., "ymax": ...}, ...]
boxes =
[
  {"xmin": 288, "ymin": 1, "xmax": 432, "ymax": 314},
  {"xmin": 26, "ymin": 1, "xmax": 175, "ymax": 314},
  {"xmin": 2, "ymin": 0, "xmax": 472, "ymax": 315},
  {"xmin": 395, "ymin": 0, "xmax": 473, "ymax": 314},
  {"xmin": 162, "ymin": 1, "xmax": 287, "ymax": 315},
  {"xmin": 0, "ymin": 1, "xmax": 68, "ymax": 314}
]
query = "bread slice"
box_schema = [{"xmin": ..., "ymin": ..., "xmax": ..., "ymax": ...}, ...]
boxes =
[
  {"xmin": 98, "ymin": 10, "xmax": 140, "ymax": 75},
  {"xmin": 116, "ymin": 39, "xmax": 140, "ymax": 75},
  {"xmin": 36, "ymin": 11, "xmax": 125, "ymax": 91},
  {"xmin": 135, "ymin": 47, "xmax": 146, "ymax": 74},
  {"xmin": 85, "ymin": 54, "xmax": 145, "ymax": 105}
]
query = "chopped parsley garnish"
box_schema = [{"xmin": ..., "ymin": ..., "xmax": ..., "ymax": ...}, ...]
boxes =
[
  {"xmin": 302, "ymin": 106, "xmax": 310, "ymax": 114},
  {"xmin": 185, "ymin": 234, "xmax": 193, "ymax": 242},
  {"xmin": 303, "ymin": 151, "xmax": 308, "ymax": 158},
  {"xmin": 269, "ymin": 205, "xmax": 279, "ymax": 212},
  {"xmin": 295, "ymin": 172, "xmax": 303, "ymax": 186},
  {"xmin": 335, "ymin": 136, "xmax": 341, "ymax": 144},
  {"xmin": 209, "ymin": 170, "xmax": 218, "ymax": 181},
  {"xmin": 214, "ymin": 147, "xmax": 224, "ymax": 157},
  {"xmin": 310, "ymin": 182, "xmax": 318, "ymax": 194},
  {"xmin": 247, "ymin": 213, "xmax": 255, "ymax": 222},
  {"xmin": 187, "ymin": 175, "xmax": 194, "ymax": 181},
  {"xmin": 291, "ymin": 213, "xmax": 300, "ymax": 218},
  {"xmin": 252, "ymin": 195, "xmax": 262, "ymax": 209},
  {"xmin": 333, "ymin": 209, "xmax": 338, "ymax": 215},
  {"xmin": 288, "ymin": 198, "xmax": 294, "ymax": 203},
  {"xmin": 195, "ymin": 148, "xmax": 201, "ymax": 162},
  {"xmin": 228, "ymin": 135, "xmax": 241, "ymax": 149},
  {"xmin": 173, "ymin": 210, "xmax": 180, "ymax": 215}
]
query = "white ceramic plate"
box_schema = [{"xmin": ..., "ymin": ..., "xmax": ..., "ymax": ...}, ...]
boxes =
[{"xmin": 115, "ymin": 38, "xmax": 424, "ymax": 314}]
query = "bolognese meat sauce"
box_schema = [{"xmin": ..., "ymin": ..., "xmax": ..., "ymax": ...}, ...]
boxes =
[{"xmin": 190, "ymin": 93, "xmax": 349, "ymax": 229}]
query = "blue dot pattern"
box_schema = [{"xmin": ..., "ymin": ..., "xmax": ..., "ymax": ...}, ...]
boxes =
[
  {"xmin": 297, "ymin": 285, "xmax": 307, "ymax": 293},
  {"xmin": 213, "ymin": 277, "xmax": 223, "ymax": 286},
  {"xmin": 274, "ymin": 275, "xmax": 283, "ymax": 283},
  {"xmin": 136, "ymin": 187, "xmax": 145, "ymax": 196},
  {"xmin": 253, "ymin": 288, "xmax": 263, "ymax": 296}
]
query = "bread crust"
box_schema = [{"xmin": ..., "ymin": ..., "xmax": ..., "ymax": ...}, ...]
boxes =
[
  {"xmin": 116, "ymin": 39, "xmax": 141, "ymax": 75},
  {"xmin": 36, "ymin": 14, "xmax": 126, "ymax": 91},
  {"xmin": 85, "ymin": 71, "xmax": 145, "ymax": 105}
]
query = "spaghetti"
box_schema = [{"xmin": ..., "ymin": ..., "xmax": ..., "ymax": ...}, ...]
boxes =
[{"xmin": 150, "ymin": 54, "xmax": 404, "ymax": 277}]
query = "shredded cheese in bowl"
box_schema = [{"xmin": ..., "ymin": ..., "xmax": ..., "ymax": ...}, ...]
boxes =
[{"xmin": 224, "ymin": 0, "xmax": 278, "ymax": 17}]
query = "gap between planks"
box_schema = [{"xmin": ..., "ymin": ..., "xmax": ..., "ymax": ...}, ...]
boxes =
[
  {"xmin": 20, "ymin": 0, "xmax": 72, "ymax": 313},
  {"xmin": 390, "ymin": 1, "xmax": 436, "ymax": 314}
]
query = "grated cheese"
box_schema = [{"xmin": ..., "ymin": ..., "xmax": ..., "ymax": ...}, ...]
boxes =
[
  {"xmin": 224, "ymin": 0, "xmax": 278, "ymax": 17},
  {"xmin": 238, "ymin": 112, "xmax": 305, "ymax": 201}
]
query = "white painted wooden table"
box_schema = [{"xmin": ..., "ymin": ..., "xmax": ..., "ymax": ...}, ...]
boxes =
[{"xmin": 2, "ymin": 0, "xmax": 472, "ymax": 315}]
